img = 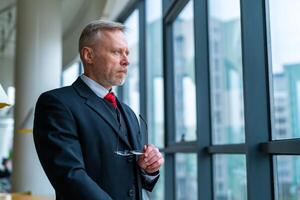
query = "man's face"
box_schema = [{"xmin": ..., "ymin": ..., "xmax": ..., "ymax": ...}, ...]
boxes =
[{"xmin": 87, "ymin": 30, "xmax": 129, "ymax": 89}]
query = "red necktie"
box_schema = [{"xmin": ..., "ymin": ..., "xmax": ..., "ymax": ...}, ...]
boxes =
[{"xmin": 104, "ymin": 92, "xmax": 117, "ymax": 109}]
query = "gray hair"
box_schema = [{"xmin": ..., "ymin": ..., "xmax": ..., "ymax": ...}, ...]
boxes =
[{"xmin": 78, "ymin": 19, "xmax": 125, "ymax": 57}]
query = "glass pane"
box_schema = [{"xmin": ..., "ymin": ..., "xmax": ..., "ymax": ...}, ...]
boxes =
[
  {"xmin": 123, "ymin": 10, "xmax": 140, "ymax": 116},
  {"xmin": 146, "ymin": 0, "xmax": 164, "ymax": 148},
  {"xmin": 213, "ymin": 155, "xmax": 247, "ymax": 200},
  {"xmin": 209, "ymin": 0, "xmax": 245, "ymax": 144},
  {"xmin": 173, "ymin": 0, "xmax": 196, "ymax": 142},
  {"xmin": 62, "ymin": 62, "xmax": 79, "ymax": 86},
  {"xmin": 268, "ymin": 0, "xmax": 300, "ymax": 140},
  {"xmin": 274, "ymin": 156, "xmax": 300, "ymax": 200},
  {"xmin": 176, "ymin": 153, "xmax": 197, "ymax": 200}
]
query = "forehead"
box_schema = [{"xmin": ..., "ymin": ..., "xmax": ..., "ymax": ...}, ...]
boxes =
[{"xmin": 98, "ymin": 30, "xmax": 128, "ymax": 48}]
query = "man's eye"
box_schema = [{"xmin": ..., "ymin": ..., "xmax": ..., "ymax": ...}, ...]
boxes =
[
  {"xmin": 112, "ymin": 50, "xmax": 128, "ymax": 57},
  {"xmin": 112, "ymin": 51, "xmax": 119, "ymax": 55}
]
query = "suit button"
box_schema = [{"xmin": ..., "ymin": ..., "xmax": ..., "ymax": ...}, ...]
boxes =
[
  {"xmin": 128, "ymin": 188, "xmax": 135, "ymax": 197},
  {"xmin": 127, "ymin": 155, "xmax": 134, "ymax": 163}
]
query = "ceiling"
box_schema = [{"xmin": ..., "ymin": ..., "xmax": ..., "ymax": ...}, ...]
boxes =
[{"xmin": 0, "ymin": 0, "xmax": 130, "ymax": 89}]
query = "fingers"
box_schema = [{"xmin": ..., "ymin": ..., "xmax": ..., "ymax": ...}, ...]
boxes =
[
  {"xmin": 138, "ymin": 158, "xmax": 148, "ymax": 169},
  {"xmin": 137, "ymin": 144, "xmax": 164, "ymax": 173},
  {"xmin": 144, "ymin": 146, "xmax": 160, "ymax": 165},
  {"xmin": 137, "ymin": 155, "xmax": 149, "ymax": 170},
  {"xmin": 146, "ymin": 150, "xmax": 162, "ymax": 166},
  {"xmin": 143, "ymin": 144, "xmax": 156, "ymax": 157},
  {"xmin": 145, "ymin": 157, "xmax": 164, "ymax": 173},
  {"xmin": 137, "ymin": 145, "xmax": 148, "ymax": 165}
]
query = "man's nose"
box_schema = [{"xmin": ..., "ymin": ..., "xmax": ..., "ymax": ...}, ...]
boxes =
[{"xmin": 121, "ymin": 53, "xmax": 129, "ymax": 66}]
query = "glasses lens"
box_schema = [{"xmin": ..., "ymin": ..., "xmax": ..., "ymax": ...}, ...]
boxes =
[
  {"xmin": 131, "ymin": 150, "xmax": 144, "ymax": 155},
  {"xmin": 114, "ymin": 150, "xmax": 144, "ymax": 156},
  {"xmin": 114, "ymin": 151, "xmax": 131, "ymax": 156}
]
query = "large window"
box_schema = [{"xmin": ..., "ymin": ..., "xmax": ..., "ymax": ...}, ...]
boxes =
[
  {"xmin": 209, "ymin": 0, "xmax": 245, "ymax": 145},
  {"xmin": 274, "ymin": 156, "xmax": 300, "ymax": 200},
  {"xmin": 116, "ymin": 0, "xmax": 300, "ymax": 199},
  {"xmin": 209, "ymin": 1, "xmax": 247, "ymax": 199},
  {"xmin": 146, "ymin": 0, "xmax": 165, "ymax": 199},
  {"xmin": 175, "ymin": 154, "xmax": 197, "ymax": 200},
  {"xmin": 268, "ymin": 0, "xmax": 300, "ymax": 141},
  {"xmin": 146, "ymin": 0, "xmax": 164, "ymax": 148},
  {"xmin": 268, "ymin": 1, "xmax": 300, "ymax": 200},
  {"xmin": 213, "ymin": 155, "xmax": 247, "ymax": 200},
  {"xmin": 173, "ymin": 0, "xmax": 196, "ymax": 142},
  {"xmin": 123, "ymin": 10, "xmax": 140, "ymax": 116}
]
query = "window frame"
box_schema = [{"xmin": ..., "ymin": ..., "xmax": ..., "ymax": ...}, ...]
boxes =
[{"xmin": 116, "ymin": 0, "xmax": 300, "ymax": 199}]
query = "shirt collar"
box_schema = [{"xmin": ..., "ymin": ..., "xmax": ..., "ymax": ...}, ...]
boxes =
[{"xmin": 80, "ymin": 74, "xmax": 111, "ymax": 98}]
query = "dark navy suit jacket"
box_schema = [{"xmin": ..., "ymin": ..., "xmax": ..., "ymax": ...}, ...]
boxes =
[{"xmin": 33, "ymin": 78, "xmax": 159, "ymax": 200}]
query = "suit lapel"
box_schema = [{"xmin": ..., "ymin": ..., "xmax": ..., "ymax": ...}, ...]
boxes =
[
  {"xmin": 72, "ymin": 78, "xmax": 131, "ymax": 148},
  {"xmin": 117, "ymin": 100, "xmax": 140, "ymax": 151}
]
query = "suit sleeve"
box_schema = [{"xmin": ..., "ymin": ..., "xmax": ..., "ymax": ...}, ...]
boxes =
[
  {"xmin": 33, "ymin": 92, "xmax": 112, "ymax": 200},
  {"xmin": 140, "ymin": 170, "xmax": 160, "ymax": 191}
]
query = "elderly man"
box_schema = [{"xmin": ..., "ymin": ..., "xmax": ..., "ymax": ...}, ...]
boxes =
[{"xmin": 33, "ymin": 20, "xmax": 164, "ymax": 200}]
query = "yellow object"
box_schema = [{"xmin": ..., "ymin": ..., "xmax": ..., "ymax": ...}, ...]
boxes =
[
  {"xmin": 0, "ymin": 102, "xmax": 10, "ymax": 109},
  {"xmin": 17, "ymin": 129, "xmax": 33, "ymax": 134},
  {"xmin": 17, "ymin": 108, "xmax": 34, "ymax": 134},
  {"xmin": 0, "ymin": 84, "xmax": 10, "ymax": 108}
]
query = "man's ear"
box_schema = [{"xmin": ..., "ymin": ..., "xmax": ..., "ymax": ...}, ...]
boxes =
[{"xmin": 81, "ymin": 47, "xmax": 94, "ymax": 64}]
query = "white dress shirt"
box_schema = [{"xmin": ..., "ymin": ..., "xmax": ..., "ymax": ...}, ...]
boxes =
[{"xmin": 80, "ymin": 74, "xmax": 110, "ymax": 98}]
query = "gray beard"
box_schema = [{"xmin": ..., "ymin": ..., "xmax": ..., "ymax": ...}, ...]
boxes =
[{"xmin": 114, "ymin": 77, "xmax": 126, "ymax": 86}]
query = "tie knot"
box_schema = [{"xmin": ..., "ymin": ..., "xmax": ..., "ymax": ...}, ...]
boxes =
[{"xmin": 104, "ymin": 92, "xmax": 117, "ymax": 109}]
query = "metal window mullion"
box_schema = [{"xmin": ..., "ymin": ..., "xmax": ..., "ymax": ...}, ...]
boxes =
[
  {"xmin": 161, "ymin": 141, "xmax": 198, "ymax": 153},
  {"xmin": 261, "ymin": 139, "xmax": 300, "ymax": 155},
  {"xmin": 240, "ymin": 0, "xmax": 273, "ymax": 199},
  {"xmin": 139, "ymin": 0, "xmax": 147, "ymax": 121},
  {"xmin": 194, "ymin": 0, "xmax": 213, "ymax": 199},
  {"xmin": 163, "ymin": 8, "xmax": 176, "ymax": 200},
  {"xmin": 162, "ymin": 0, "xmax": 174, "ymax": 16},
  {"xmin": 207, "ymin": 144, "xmax": 247, "ymax": 154},
  {"xmin": 164, "ymin": 0, "xmax": 189, "ymax": 22},
  {"xmin": 116, "ymin": 0, "xmax": 139, "ymax": 22}
]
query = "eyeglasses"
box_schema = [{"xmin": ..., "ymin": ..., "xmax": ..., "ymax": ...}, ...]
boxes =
[
  {"xmin": 115, "ymin": 150, "xmax": 144, "ymax": 156},
  {"xmin": 114, "ymin": 111, "xmax": 148, "ymax": 157}
]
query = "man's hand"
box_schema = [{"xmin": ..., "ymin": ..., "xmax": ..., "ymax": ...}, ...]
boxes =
[{"xmin": 138, "ymin": 144, "xmax": 164, "ymax": 174}]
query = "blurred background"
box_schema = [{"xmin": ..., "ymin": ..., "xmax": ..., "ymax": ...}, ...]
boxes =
[{"xmin": 0, "ymin": 0, "xmax": 300, "ymax": 199}]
